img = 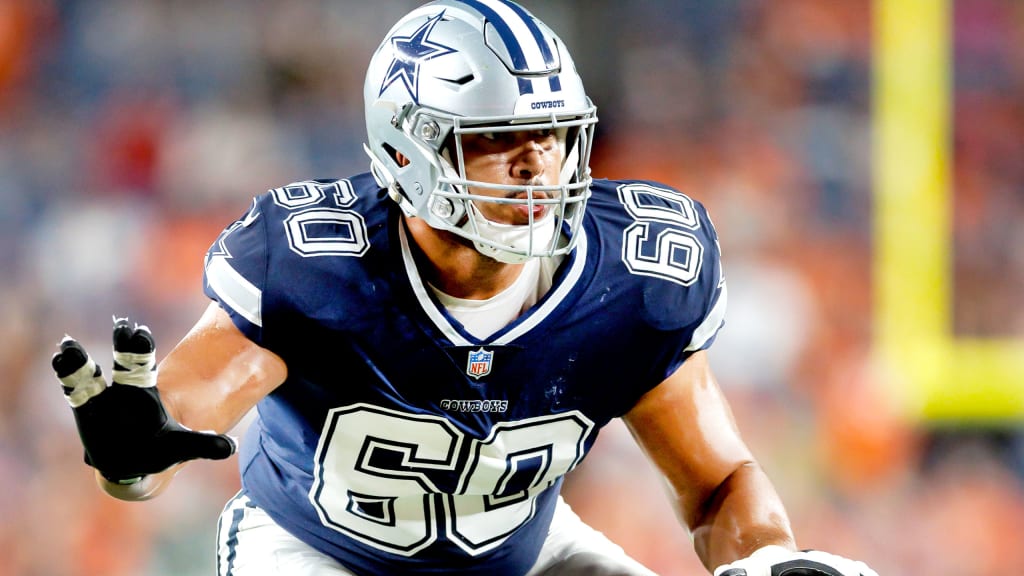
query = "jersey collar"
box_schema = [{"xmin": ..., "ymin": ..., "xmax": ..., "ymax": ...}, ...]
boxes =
[{"xmin": 398, "ymin": 218, "xmax": 589, "ymax": 346}]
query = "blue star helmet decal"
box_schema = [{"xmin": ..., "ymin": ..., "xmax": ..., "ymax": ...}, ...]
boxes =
[{"xmin": 378, "ymin": 11, "xmax": 457, "ymax": 104}]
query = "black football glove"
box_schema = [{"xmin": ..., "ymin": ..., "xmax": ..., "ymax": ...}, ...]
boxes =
[
  {"xmin": 52, "ymin": 318, "xmax": 236, "ymax": 484},
  {"xmin": 715, "ymin": 546, "xmax": 879, "ymax": 576}
]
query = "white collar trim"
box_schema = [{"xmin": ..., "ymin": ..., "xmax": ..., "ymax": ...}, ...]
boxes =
[{"xmin": 399, "ymin": 219, "xmax": 588, "ymax": 345}]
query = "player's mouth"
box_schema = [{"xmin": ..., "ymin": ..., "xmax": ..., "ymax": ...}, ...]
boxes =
[{"xmin": 510, "ymin": 191, "xmax": 550, "ymax": 223}]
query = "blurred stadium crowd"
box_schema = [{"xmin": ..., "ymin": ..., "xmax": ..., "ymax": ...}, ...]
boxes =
[{"xmin": 1, "ymin": 1, "xmax": 1023, "ymax": 575}]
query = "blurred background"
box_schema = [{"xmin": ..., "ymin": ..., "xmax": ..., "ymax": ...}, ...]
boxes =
[{"xmin": 1, "ymin": 0, "xmax": 1023, "ymax": 575}]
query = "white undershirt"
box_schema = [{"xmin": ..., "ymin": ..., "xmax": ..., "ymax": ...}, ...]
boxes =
[{"xmin": 429, "ymin": 255, "xmax": 563, "ymax": 339}]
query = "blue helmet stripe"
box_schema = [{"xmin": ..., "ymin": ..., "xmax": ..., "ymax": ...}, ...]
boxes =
[
  {"xmin": 498, "ymin": 0, "xmax": 557, "ymax": 68},
  {"xmin": 456, "ymin": 0, "xmax": 561, "ymax": 95},
  {"xmin": 457, "ymin": 0, "xmax": 530, "ymax": 71}
]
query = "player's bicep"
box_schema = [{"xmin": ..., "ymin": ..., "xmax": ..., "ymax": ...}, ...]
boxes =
[
  {"xmin": 622, "ymin": 350, "xmax": 753, "ymax": 530},
  {"xmin": 158, "ymin": 303, "xmax": 287, "ymax": 434}
]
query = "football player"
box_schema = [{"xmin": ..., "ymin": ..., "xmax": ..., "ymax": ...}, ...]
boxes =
[{"xmin": 52, "ymin": 1, "xmax": 878, "ymax": 575}]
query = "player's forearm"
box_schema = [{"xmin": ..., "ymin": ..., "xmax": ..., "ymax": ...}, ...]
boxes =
[
  {"xmin": 689, "ymin": 461, "xmax": 797, "ymax": 571},
  {"xmin": 95, "ymin": 465, "xmax": 181, "ymax": 501},
  {"xmin": 156, "ymin": 303, "xmax": 286, "ymax": 434}
]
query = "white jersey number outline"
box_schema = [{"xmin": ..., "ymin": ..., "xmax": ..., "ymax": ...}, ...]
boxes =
[
  {"xmin": 271, "ymin": 180, "xmax": 370, "ymax": 258},
  {"xmin": 308, "ymin": 404, "xmax": 594, "ymax": 556},
  {"xmin": 618, "ymin": 182, "xmax": 704, "ymax": 286}
]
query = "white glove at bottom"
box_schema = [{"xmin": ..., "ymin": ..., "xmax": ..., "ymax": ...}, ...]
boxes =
[{"xmin": 714, "ymin": 545, "xmax": 878, "ymax": 576}]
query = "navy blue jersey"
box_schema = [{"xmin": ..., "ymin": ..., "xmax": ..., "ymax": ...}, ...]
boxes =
[{"xmin": 202, "ymin": 174, "xmax": 727, "ymax": 576}]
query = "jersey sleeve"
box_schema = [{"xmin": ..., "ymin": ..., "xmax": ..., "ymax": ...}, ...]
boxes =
[
  {"xmin": 202, "ymin": 196, "xmax": 269, "ymax": 345},
  {"xmin": 666, "ymin": 197, "xmax": 726, "ymax": 374},
  {"xmin": 683, "ymin": 202, "xmax": 727, "ymax": 353},
  {"xmin": 632, "ymin": 189, "xmax": 728, "ymax": 383}
]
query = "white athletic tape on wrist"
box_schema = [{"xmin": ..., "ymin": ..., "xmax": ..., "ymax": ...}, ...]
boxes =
[
  {"xmin": 60, "ymin": 358, "xmax": 109, "ymax": 408},
  {"xmin": 111, "ymin": 350, "xmax": 156, "ymax": 388}
]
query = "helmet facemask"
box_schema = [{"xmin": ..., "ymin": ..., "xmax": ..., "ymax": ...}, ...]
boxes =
[{"xmin": 440, "ymin": 112, "xmax": 596, "ymax": 263}]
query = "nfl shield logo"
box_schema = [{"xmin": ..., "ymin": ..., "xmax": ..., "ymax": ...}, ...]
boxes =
[{"xmin": 466, "ymin": 347, "xmax": 494, "ymax": 379}]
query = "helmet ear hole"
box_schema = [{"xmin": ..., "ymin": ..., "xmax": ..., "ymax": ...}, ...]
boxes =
[
  {"xmin": 381, "ymin": 143, "xmax": 406, "ymax": 167},
  {"xmin": 394, "ymin": 151, "xmax": 410, "ymax": 168}
]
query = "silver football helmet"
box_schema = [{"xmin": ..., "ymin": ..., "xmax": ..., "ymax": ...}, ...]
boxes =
[{"xmin": 364, "ymin": 0, "xmax": 598, "ymax": 263}]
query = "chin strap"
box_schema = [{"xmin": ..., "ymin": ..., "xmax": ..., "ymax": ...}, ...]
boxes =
[{"xmin": 463, "ymin": 202, "xmax": 558, "ymax": 264}]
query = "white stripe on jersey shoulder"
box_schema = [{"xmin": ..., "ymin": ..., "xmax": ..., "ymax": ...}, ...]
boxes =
[
  {"xmin": 399, "ymin": 219, "xmax": 587, "ymax": 346},
  {"xmin": 685, "ymin": 280, "xmax": 727, "ymax": 352},
  {"xmin": 206, "ymin": 255, "xmax": 263, "ymax": 327}
]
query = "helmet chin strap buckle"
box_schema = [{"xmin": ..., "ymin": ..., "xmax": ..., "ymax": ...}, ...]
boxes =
[{"xmin": 430, "ymin": 197, "xmax": 455, "ymax": 219}]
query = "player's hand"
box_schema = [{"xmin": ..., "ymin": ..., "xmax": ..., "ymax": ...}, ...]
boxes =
[
  {"xmin": 714, "ymin": 545, "xmax": 878, "ymax": 576},
  {"xmin": 52, "ymin": 318, "xmax": 236, "ymax": 484}
]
